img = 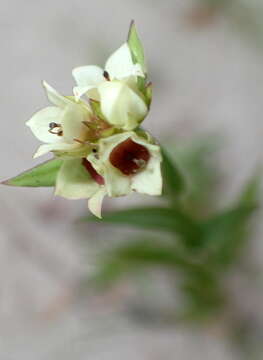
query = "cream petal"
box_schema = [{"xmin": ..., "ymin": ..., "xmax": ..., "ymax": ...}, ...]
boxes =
[
  {"xmin": 73, "ymin": 85, "xmax": 94, "ymax": 101},
  {"xmin": 130, "ymin": 135, "xmax": 162, "ymax": 195},
  {"xmin": 73, "ymin": 85, "xmax": 100, "ymax": 101},
  {"xmin": 101, "ymin": 164, "xmax": 131, "ymax": 197},
  {"xmin": 131, "ymin": 155, "xmax": 162, "ymax": 195},
  {"xmin": 61, "ymin": 104, "xmax": 89, "ymax": 143},
  {"xmin": 72, "ymin": 65, "xmax": 104, "ymax": 87},
  {"xmin": 98, "ymin": 81, "xmax": 148, "ymax": 130},
  {"xmin": 88, "ymin": 154, "xmax": 131, "ymax": 198},
  {"xmin": 33, "ymin": 142, "xmax": 80, "ymax": 158},
  {"xmin": 26, "ymin": 106, "xmax": 64, "ymax": 143},
  {"xmin": 88, "ymin": 187, "xmax": 106, "ymax": 218},
  {"xmin": 86, "ymin": 87, "xmax": 100, "ymax": 101},
  {"xmin": 43, "ymin": 81, "xmax": 72, "ymax": 108},
  {"xmin": 55, "ymin": 159, "xmax": 100, "ymax": 199},
  {"xmin": 105, "ymin": 43, "xmax": 144, "ymax": 80}
]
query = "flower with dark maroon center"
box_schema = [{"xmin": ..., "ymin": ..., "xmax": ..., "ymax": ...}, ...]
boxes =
[
  {"xmin": 82, "ymin": 158, "xmax": 105, "ymax": 185},
  {"xmin": 109, "ymin": 138, "xmax": 150, "ymax": 175},
  {"xmin": 86, "ymin": 131, "xmax": 162, "ymax": 199}
]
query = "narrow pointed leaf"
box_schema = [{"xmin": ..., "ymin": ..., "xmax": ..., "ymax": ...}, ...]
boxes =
[
  {"xmin": 166, "ymin": 137, "xmax": 221, "ymax": 217},
  {"xmin": 92, "ymin": 240, "xmax": 201, "ymax": 287},
  {"xmin": 113, "ymin": 241, "xmax": 195, "ymax": 268},
  {"xmin": 86, "ymin": 207, "xmax": 202, "ymax": 247},
  {"xmin": 238, "ymin": 171, "xmax": 261, "ymax": 207},
  {"xmin": 200, "ymin": 172, "xmax": 261, "ymax": 266},
  {"xmin": 201, "ymin": 205, "xmax": 256, "ymax": 267},
  {"xmin": 2, "ymin": 158, "xmax": 63, "ymax": 187}
]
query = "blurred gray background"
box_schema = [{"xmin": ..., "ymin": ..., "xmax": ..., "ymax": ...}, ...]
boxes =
[{"xmin": 1, "ymin": 0, "xmax": 263, "ymax": 358}]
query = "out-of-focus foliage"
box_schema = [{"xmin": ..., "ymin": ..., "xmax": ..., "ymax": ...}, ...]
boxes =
[
  {"xmin": 86, "ymin": 137, "xmax": 260, "ymax": 326},
  {"xmin": 87, "ymin": 207, "xmax": 202, "ymax": 247},
  {"xmin": 161, "ymin": 147, "xmax": 185, "ymax": 202},
  {"xmin": 166, "ymin": 137, "xmax": 220, "ymax": 217},
  {"xmin": 188, "ymin": 0, "xmax": 263, "ymax": 53}
]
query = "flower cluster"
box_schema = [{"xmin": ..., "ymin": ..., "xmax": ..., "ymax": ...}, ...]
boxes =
[{"xmin": 26, "ymin": 23, "xmax": 162, "ymax": 217}]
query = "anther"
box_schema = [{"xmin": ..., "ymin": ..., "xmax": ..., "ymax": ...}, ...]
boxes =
[
  {"xmin": 48, "ymin": 129, "xmax": 63, "ymax": 136},
  {"xmin": 103, "ymin": 70, "xmax": 110, "ymax": 81},
  {"xmin": 49, "ymin": 122, "xmax": 60, "ymax": 129},
  {"xmin": 48, "ymin": 129, "xmax": 57, "ymax": 134},
  {"xmin": 48, "ymin": 122, "xmax": 63, "ymax": 136}
]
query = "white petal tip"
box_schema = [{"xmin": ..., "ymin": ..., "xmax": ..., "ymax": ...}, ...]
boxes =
[
  {"xmin": 88, "ymin": 188, "xmax": 106, "ymax": 219},
  {"xmin": 42, "ymin": 80, "xmax": 48, "ymax": 88},
  {"xmin": 73, "ymin": 87, "xmax": 81, "ymax": 101},
  {"xmin": 89, "ymin": 206, "xmax": 102, "ymax": 219},
  {"xmin": 72, "ymin": 66, "xmax": 82, "ymax": 76},
  {"xmin": 95, "ymin": 213, "xmax": 102, "ymax": 219},
  {"xmin": 42, "ymin": 80, "xmax": 55, "ymax": 93},
  {"xmin": 88, "ymin": 201, "xmax": 102, "ymax": 218}
]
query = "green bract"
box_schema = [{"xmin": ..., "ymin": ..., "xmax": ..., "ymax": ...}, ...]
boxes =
[
  {"xmin": 2, "ymin": 159, "xmax": 63, "ymax": 187},
  {"xmin": 128, "ymin": 20, "xmax": 146, "ymax": 75}
]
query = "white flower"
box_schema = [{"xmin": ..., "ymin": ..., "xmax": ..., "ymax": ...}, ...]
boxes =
[
  {"xmin": 87, "ymin": 131, "xmax": 162, "ymax": 198},
  {"xmin": 72, "ymin": 43, "xmax": 148, "ymax": 131},
  {"xmin": 26, "ymin": 81, "xmax": 93, "ymax": 158}
]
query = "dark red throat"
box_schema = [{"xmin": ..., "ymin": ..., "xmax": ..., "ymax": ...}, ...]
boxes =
[
  {"xmin": 109, "ymin": 138, "xmax": 150, "ymax": 176},
  {"xmin": 82, "ymin": 158, "xmax": 105, "ymax": 185}
]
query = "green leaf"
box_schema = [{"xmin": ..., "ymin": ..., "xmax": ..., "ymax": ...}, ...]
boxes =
[
  {"xmin": 114, "ymin": 241, "xmax": 182, "ymax": 264},
  {"xmin": 161, "ymin": 147, "xmax": 185, "ymax": 201},
  {"xmin": 181, "ymin": 274, "xmax": 224, "ymax": 320},
  {"xmin": 238, "ymin": 171, "xmax": 261, "ymax": 208},
  {"xmin": 91, "ymin": 240, "xmax": 200, "ymax": 287},
  {"xmin": 112, "ymin": 240, "xmax": 197, "ymax": 268},
  {"xmin": 201, "ymin": 205, "xmax": 256, "ymax": 267},
  {"xmin": 2, "ymin": 158, "xmax": 63, "ymax": 187},
  {"xmin": 200, "ymin": 173, "xmax": 261, "ymax": 267},
  {"xmin": 90, "ymin": 258, "xmax": 131, "ymax": 288},
  {"xmin": 127, "ymin": 20, "xmax": 146, "ymax": 74},
  {"xmin": 86, "ymin": 207, "xmax": 202, "ymax": 248},
  {"xmin": 167, "ymin": 136, "xmax": 220, "ymax": 217}
]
